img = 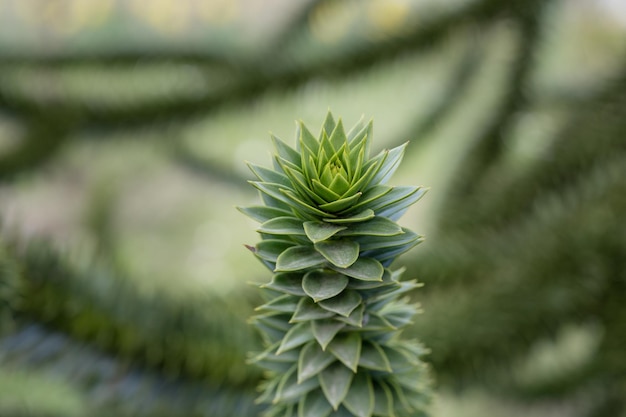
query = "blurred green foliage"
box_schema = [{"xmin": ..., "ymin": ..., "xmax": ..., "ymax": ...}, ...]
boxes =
[{"xmin": 0, "ymin": 0, "xmax": 625, "ymax": 416}]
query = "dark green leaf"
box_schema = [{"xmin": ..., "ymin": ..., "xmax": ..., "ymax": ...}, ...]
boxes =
[
  {"xmin": 291, "ymin": 297, "xmax": 336, "ymax": 322},
  {"xmin": 304, "ymin": 222, "xmax": 347, "ymax": 243},
  {"xmin": 258, "ymin": 217, "xmax": 305, "ymax": 236},
  {"xmin": 342, "ymin": 373, "xmax": 374, "ymax": 417},
  {"xmin": 263, "ymin": 273, "xmax": 306, "ymax": 296},
  {"xmin": 256, "ymin": 240, "xmax": 296, "ymax": 262},
  {"xmin": 372, "ymin": 381, "xmax": 395, "ymax": 417},
  {"xmin": 298, "ymin": 341, "xmax": 336, "ymax": 383},
  {"xmin": 277, "ymin": 322, "xmax": 315, "ymax": 354},
  {"xmin": 299, "ymin": 389, "xmax": 333, "ymax": 417},
  {"xmin": 338, "ymin": 217, "xmax": 403, "ymax": 237},
  {"xmin": 319, "ymin": 362, "xmax": 353, "ymax": 410},
  {"xmin": 314, "ymin": 240, "xmax": 359, "ymax": 269},
  {"xmin": 318, "ymin": 193, "xmax": 362, "ymax": 213},
  {"xmin": 330, "ymin": 258, "xmax": 384, "ymax": 281},
  {"xmin": 312, "ymin": 319, "xmax": 345, "ymax": 350},
  {"xmin": 276, "ymin": 246, "xmax": 326, "ymax": 272},
  {"xmin": 302, "ymin": 270, "xmax": 349, "ymax": 302},
  {"xmin": 358, "ymin": 341, "xmax": 392, "ymax": 372},
  {"xmin": 336, "ymin": 303, "xmax": 365, "ymax": 327},
  {"xmin": 275, "ymin": 366, "xmax": 319, "ymax": 404},
  {"xmin": 327, "ymin": 332, "xmax": 362, "ymax": 372},
  {"xmin": 281, "ymin": 189, "xmax": 336, "ymax": 218},
  {"xmin": 319, "ymin": 290, "xmax": 362, "ymax": 317}
]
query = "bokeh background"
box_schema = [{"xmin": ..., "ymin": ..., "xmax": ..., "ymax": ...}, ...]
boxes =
[{"xmin": 1, "ymin": 0, "xmax": 625, "ymax": 416}]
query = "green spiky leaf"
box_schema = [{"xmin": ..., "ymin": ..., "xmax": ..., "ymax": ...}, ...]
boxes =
[
  {"xmin": 298, "ymin": 342, "xmax": 336, "ymax": 383},
  {"xmin": 327, "ymin": 332, "xmax": 362, "ymax": 372},
  {"xmin": 312, "ymin": 319, "xmax": 346, "ymax": 351},
  {"xmin": 318, "ymin": 290, "xmax": 363, "ymax": 317},
  {"xmin": 304, "ymin": 221, "xmax": 347, "ymax": 243},
  {"xmin": 276, "ymin": 246, "xmax": 326, "ymax": 272},
  {"xmin": 319, "ymin": 362, "xmax": 354, "ymax": 410},
  {"xmin": 314, "ymin": 240, "xmax": 359, "ymax": 269},
  {"xmin": 342, "ymin": 373, "xmax": 375, "ymax": 417}
]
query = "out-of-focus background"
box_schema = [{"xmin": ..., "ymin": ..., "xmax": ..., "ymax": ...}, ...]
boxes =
[{"xmin": 0, "ymin": 0, "xmax": 625, "ymax": 416}]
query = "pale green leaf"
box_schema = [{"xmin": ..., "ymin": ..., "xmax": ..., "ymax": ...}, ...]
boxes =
[
  {"xmin": 276, "ymin": 246, "xmax": 326, "ymax": 272},
  {"xmin": 349, "ymin": 185, "xmax": 393, "ymax": 211},
  {"xmin": 330, "ymin": 258, "xmax": 384, "ymax": 281},
  {"xmin": 248, "ymin": 162, "xmax": 292, "ymax": 187},
  {"xmin": 314, "ymin": 240, "xmax": 359, "ymax": 269},
  {"xmin": 319, "ymin": 362, "xmax": 353, "ymax": 410},
  {"xmin": 298, "ymin": 341, "xmax": 336, "ymax": 383},
  {"xmin": 304, "ymin": 222, "xmax": 347, "ymax": 243},
  {"xmin": 328, "ymin": 119, "xmax": 347, "ymax": 151},
  {"xmin": 277, "ymin": 322, "xmax": 315, "ymax": 354},
  {"xmin": 312, "ymin": 319, "xmax": 345, "ymax": 351},
  {"xmin": 342, "ymin": 373, "xmax": 374, "ymax": 417},
  {"xmin": 365, "ymin": 186, "xmax": 421, "ymax": 213},
  {"xmin": 291, "ymin": 297, "xmax": 336, "ymax": 322},
  {"xmin": 299, "ymin": 389, "xmax": 333, "ymax": 417},
  {"xmin": 262, "ymin": 272, "xmax": 306, "ymax": 296},
  {"xmin": 371, "ymin": 142, "xmax": 408, "ymax": 185},
  {"xmin": 327, "ymin": 332, "xmax": 362, "ymax": 372},
  {"xmin": 281, "ymin": 189, "xmax": 336, "ymax": 219},
  {"xmin": 302, "ymin": 270, "xmax": 349, "ymax": 302},
  {"xmin": 319, "ymin": 290, "xmax": 362, "ymax": 317},
  {"xmin": 272, "ymin": 134, "xmax": 301, "ymax": 166},
  {"xmin": 298, "ymin": 121, "xmax": 320, "ymax": 155},
  {"xmin": 258, "ymin": 217, "xmax": 305, "ymax": 236},
  {"xmin": 321, "ymin": 112, "xmax": 337, "ymax": 142},
  {"xmin": 327, "ymin": 173, "xmax": 351, "ymax": 197},
  {"xmin": 311, "ymin": 179, "xmax": 342, "ymax": 203}
]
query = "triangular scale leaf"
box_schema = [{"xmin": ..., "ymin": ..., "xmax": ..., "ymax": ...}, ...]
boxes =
[
  {"xmin": 274, "ymin": 366, "xmax": 319, "ymax": 404},
  {"xmin": 327, "ymin": 332, "xmax": 362, "ymax": 372},
  {"xmin": 328, "ymin": 119, "xmax": 347, "ymax": 152},
  {"xmin": 337, "ymin": 217, "xmax": 403, "ymax": 237},
  {"xmin": 312, "ymin": 319, "xmax": 345, "ymax": 350},
  {"xmin": 256, "ymin": 294, "xmax": 299, "ymax": 313},
  {"xmin": 302, "ymin": 270, "xmax": 349, "ymax": 302},
  {"xmin": 370, "ymin": 142, "xmax": 408, "ymax": 185},
  {"xmin": 237, "ymin": 205, "xmax": 293, "ymax": 223},
  {"xmin": 248, "ymin": 162, "xmax": 292, "ymax": 187},
  {"xmin": 256, "ymin": 240, "xmax": 296, "ymax": 262},
  {"xmin": 335, "ymin": 303, "xmax": 365, "ymax": 327},
  {"xmin": 322, "ymin": 112, "xmax": 337, "ymax": 141},
  {"xmin": 276, "ymin": 246, "xmax": 326, "ymax": 272},
  {"xmin": 372, "ymin": 381, "xmax": 396, "ymax": 417},
  {"xmin": 262, "ymin": 272, "xmax": 306, "ymax": 296},
  {"xmin": 298, "ymin": 341, "xmax": 336, "ymax": 383},
  {"xmin": 281, "ymin": 189, "xmax": 336, "ymax": 218},
  {"xmin": 342, "ymin": 373, "xmax": 374, "ymax": 417},
  {"xmin": 330, "ymin": 258, "xmax": 384, "ymax": 281},
  {"xmin": 358, "ymin": 341, "xmax": 392, "ymax": 372},
  {"xmin": 312, "ymin": 179, "xmax": 342, "ymax": 203},
  {"xmin": 318, "ymin": 193, "xmax": 362, "ymax": 213},
  {"xmin": 291, "ymin": 297, "xmax": 336, "ymax": 322},
  {"xmin": 314, "ymin": 240, "xmax": 359, "ymax": 269},
  {"xmin": 318, "ymin": 290, "xmax": 362, "ymax": 317},
  {"xmin": 350, "ymin": 185, "xmax": 393, "ymax": 211},
  {"xmin": 327, "ymin": 173, "xmax": 351, "ymax": 197},
  {"xmin": 319, "ymin": 362, "xmax": 353, "ymax": 410},
  {"xmin": 272, "ymin": 134, "xmax": 301, "ymax": 166},
  {"xmin": 258, "ymin": 217, "xmax": 305, "ymax": 236},
  {"xmin": 299, "ymin": 390, "xmax": 333, "ymax": 417},
  {"xmin": 277, "ymin": 322, "xmax": 315, "ymax": 354},
  {"xmin": 323, "ymin": 209, "xmax": 375, "ymax": 224},
  {"xmin": 299, "ymin": 121, "xmax": 320, "ymax": 155},
  {"xmin": 304, "ymin": 221, "xmax": 347, "ymax": 243}
]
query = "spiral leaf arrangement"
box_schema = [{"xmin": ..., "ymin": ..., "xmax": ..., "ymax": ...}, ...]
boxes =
[{"xmin": 240, "ymin": 112, "xmax": 431, "ymax": 417}]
